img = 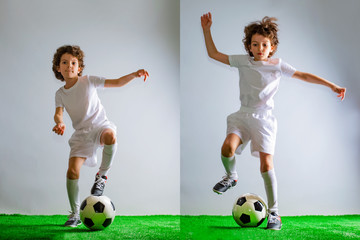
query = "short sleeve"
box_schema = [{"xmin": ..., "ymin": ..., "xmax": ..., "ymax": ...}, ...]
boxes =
[
  {"xmin": 55, "ymin": 89, "xmax": 64, "ymax": 108},
  {"xmin": 229, "ymin": 55, "xmax": 249, "ymax": 68},
  {"xmin": 280, "ymin": 60, "xmax": 296, "ymax": 78},
  {"xmin": 88, "ymin": 75, "xmax": 106, "ymax": 89}
]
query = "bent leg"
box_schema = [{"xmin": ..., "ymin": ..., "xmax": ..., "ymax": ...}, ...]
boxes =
[
  {"xmin": 220, "ymin": 134, "xmax": 242, "ymax": 180},
  {"xmin": 213, "ymin": 134, "xmax": 242, "ymax": 194},
  {"xmin": 67, "ymin": 157, "xmax": 85, "ymax": 215},
  {"xmin": 260, "ymin": 152, "xmax": 278, "ymax": 214},
  {"xmin": 100, "ymin": 128, "xmax": 116, "ymax": 145},
  {"xmin": 221, "ymin": 133, "xmax": 242, "ymax": 157},
  {"xmin": 98, "ymin": 129, "xmax": 117, "ymax": 176}
]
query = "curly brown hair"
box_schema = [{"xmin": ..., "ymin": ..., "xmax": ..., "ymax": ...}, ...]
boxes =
[
  {"xmin": 242, "ymin": 17, "xmax": 279, "ymax": 58},
  {"xmin": 52, "ymin": 45, "xmax": 85, "ymax": 81}
]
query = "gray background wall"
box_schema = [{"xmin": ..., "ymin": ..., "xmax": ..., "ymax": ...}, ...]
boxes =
[
  {"xmin": 181, "ymin": 0, "xmax": 360, "ymax": 216},
  {"xmin": 1, "ymin": 0, "xmax": 359, "ymax": 217},
  {"xmin": 0, "ymin": 0, "xmax": 180, "ymax": 215}
]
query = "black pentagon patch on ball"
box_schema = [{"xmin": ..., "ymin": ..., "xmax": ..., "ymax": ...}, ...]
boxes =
[
  {"xmin": 254, "ymin": 201, "xmax": 263, "ymax": 212},
  {"xmin": 102, "ymin": 218, "xmax": 113, "ymax": 227},
  {"xmin": 240, "ymin": 213, "xmax": 250, "ymax": 224},
  {"xmin": 93, "ymin": 201, "xmax": 105, "ymax": 213},
  {"xmin": 84, "ymin": 218, "xmax": 94, "ymax": 228},
  {"xmin": 236, "ymin": 197, "xmax": 246, "ymax": 206},
  {"xmin": 111, "ymin": 201, "xmax": 115, "ymax": 211},
  {"xmin": 80, "ymin": 200, "xmax": 87, "ymax": 211}
]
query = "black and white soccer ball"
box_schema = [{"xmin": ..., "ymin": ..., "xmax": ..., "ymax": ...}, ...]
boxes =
[
  {"xmin": 232, "ymin": 193, "xmax": 267, "ymax": 227},
  {"xmin": 80, "ymin": 195, "xmax": 115, "ymax": 230}
]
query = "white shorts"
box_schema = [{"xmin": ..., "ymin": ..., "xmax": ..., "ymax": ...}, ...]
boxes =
[
  {"xmin": 68, "ymin": 121, "xmax": 117, "ymax": 167},
  {"xmin": 226, "ymin": 107, "xmax": 277, "ymax": 157}
]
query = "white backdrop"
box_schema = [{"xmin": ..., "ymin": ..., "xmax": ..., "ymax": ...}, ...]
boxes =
[
  {"xmin": 0, "ymin": 0, "xmax": 180, "ymax": 215},
  {"xmin": 181, "ymin": 0, "xmax": 360, "ymax": 216},
  {"xmin": 1, "ymin": 0, "xmax": 359, "ymax": 218}
]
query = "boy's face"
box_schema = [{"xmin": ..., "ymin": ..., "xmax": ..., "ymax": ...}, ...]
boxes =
[
  {"xmin": 57, "ymin": 53, "xmax": 81, "ymax": 80},
  {"xmin": 249, "ymin": 33, "xmax": 274, "ymax": 61}
]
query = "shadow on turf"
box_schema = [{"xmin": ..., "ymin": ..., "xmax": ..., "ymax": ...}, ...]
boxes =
[
  {"xmin": 42, "ymin": 224, "xmax": 98, "ymax": 233},
  {"xmin": 209, "ymin": 226, "xmax": 267, "ymax": 230},
  {"xmin": 52, "ymin": 227, "xmax": 93, "ymax": 233},
  {"xmin": 0, "ymin": 223, "xmax": 62, "ymax": 228},
  {"xmin": 0, "ymin": 223, "xmax": 94, "ymax": 236}
]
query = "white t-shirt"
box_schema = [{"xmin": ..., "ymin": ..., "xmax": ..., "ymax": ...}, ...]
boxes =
[
  {"xmin": 229, "ymin": 55, "xmax": 296, "ymax": 111},
  {"xmin": 55, "ymin": 75, "xmax": 108, "ymax": 130}
]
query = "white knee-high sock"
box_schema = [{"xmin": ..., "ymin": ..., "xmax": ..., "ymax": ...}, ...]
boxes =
[
  {"xmin": 66, "ymin": 178, "xmax": 80, "ymax": 215},
  {"xmin": 221, "ymin": 155, "xmax": 238, "ymax": 180},
  {"xmin": 261, "ymin": 169, "xmax": 278, "ymax": 214},
  {"xmin": 98, "ymin": 143, "xmax": 117, "ymax": 176}
]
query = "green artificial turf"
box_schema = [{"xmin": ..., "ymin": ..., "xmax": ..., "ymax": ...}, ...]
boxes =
[
  {"xmin": 181, "ymin": 215, "xmax": 360, "ymax": 240},
  {"xmin": 0, "ymin": 214, "xmax": 359, "ymax": 240},
  {"xmin": 0, "ymin": 214, "xmax": 180, "ymax": 240}
]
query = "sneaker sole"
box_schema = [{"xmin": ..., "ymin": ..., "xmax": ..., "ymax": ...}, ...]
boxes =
[
  {"xmin": 64, "ymin": 222, "xmax": 82, "ymax": 227},
  {"xmin": 266, "ymin": 225, "xmax": 282, "ymax": 230},
  {"xmin": 212, "ymin": 184, "xmax": 236, "ymax": 195},
  {"xmin": 266, "ymin": 227, "xmax": 281, "ymax": 231},
  {"xmin": 212, "ymin": 189, "xmax": 224, "ymax": 195},
  {"xmin": 91, "ymin": 193, "xmax": 103, "ymax": 196}
]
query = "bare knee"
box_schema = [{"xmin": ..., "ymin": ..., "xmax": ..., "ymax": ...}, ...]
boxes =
[
  {"xmin": 67, "ymin": 157, "xmax": 85, "ymax": 179},
  {"xmin": 67, "ymin": 167, "xmax": 80, "ymax": 179},
  {"xmin": 260, "ymin": 152, "xmax": 274, "ymax": 173},
  {"xmin": 221, "ymin": 143, "xmax": 235, "ymax": 157},
  {"xmin": 221, "ymin": 134, "xmax": 242, "ymax": 157},
  {"xmin": 101, "ymin": 130, "xmax": 116, "ymax": 145}
]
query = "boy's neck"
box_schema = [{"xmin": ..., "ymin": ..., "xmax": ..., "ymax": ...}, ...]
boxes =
[
  {"xmin": 64, "ymin": 76, "xmax": 79, "ymax": 89},
  {"xmin": 253, "ymin": 57, "xmax": 269, "ymax": 62}
]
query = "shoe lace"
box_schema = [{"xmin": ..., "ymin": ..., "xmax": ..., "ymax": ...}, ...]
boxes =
[
  {"xmin": 268, "ymin": 213, "xmax": 280, "ymax": 224},
  {"xmin": 67, "ymin": 212, "xmax": 78, "ymax": 220},
  {"xmin": 219, "ymin": 177, "xmax": 232, "ymax": 187},
  {"xmin": 94, "ymin": 177, "xmax": 106, "ymax": 190}
]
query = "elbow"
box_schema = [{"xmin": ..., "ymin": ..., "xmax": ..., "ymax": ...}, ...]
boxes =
[
  {"xmin": 209, "ymin": 55, "xmax": 218, "ymax": 61},
  {"xmin": 208, "ymin": 51, "xmax": 218, "ymax": 60},
  {"xmin": 299, "ymin": 72, "xmax": 308, "ymax": 80},
  {"xmin": 206, "ymin": 47, "xmax": 219, "ymax": 59}
]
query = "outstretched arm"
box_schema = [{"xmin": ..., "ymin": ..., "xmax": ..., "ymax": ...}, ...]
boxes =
[
  {"xmin": 292, "ymin": 71, "xmax": 346, "ymax": 100},
  {"xmin": 201, "ymin": 12, "xmax": 229, "ymax": 65},
  {"xmin": 53, "ymin": 107, "xmax": 65, "ymax": 135},
  {"xmin": 104, "ymin": 69, "xmax": 149, "ymax": 88}
]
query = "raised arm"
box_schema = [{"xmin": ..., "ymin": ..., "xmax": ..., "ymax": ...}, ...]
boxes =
[
  {"xmin": 53, "ymin": 107, "xmax": 66, "ymax": 135},
  {"xmin": 201, "ymin": 12, "xmax": 229, "ymax": 65},
  {"xmin": 104, "ymin": 69, "xmax": 149, "ymax": 88},
  {"xmin": 292, "ymin": 71, "xmax": 346, "ymax": 100}
]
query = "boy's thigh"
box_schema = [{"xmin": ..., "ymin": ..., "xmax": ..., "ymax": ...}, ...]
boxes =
[
  {"xmin": 68, "ymin": 157, "xmax": 86, "ymax": 169},
  {"xmin": 223, "ymin": 133, "xmax": 243, "ymax": 147}
]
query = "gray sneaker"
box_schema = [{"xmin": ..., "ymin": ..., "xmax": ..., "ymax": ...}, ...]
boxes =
[
  {"xmin": 266, "ymin": 212, "xmax": 282, "ymax": 230},
  {"xmin": 64, "ymin": 212, "xmax": 81, "ymax": 227},
  {"xmin": 91, "ymin": 173, "xmax": 107, "ymax": 196},
  {"xmin": 212, "ymin": 176, "xmax": 237, "ymax": 194}
]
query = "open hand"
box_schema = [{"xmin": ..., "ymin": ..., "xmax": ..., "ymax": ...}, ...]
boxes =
[
  {"xmin": 52, "ymin": 122, "xmax": 65, "ymax": 135},
  {"xmin": 332, "ymin": 86, "xmax": 346, "ymax": 101},
  {"xmin": 135, "ymin": 69, "xmax": 149, "ymax": 82},
  {"xmin": 201, "ymin": 12, "xmax": 212, "ymax": 30}
]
